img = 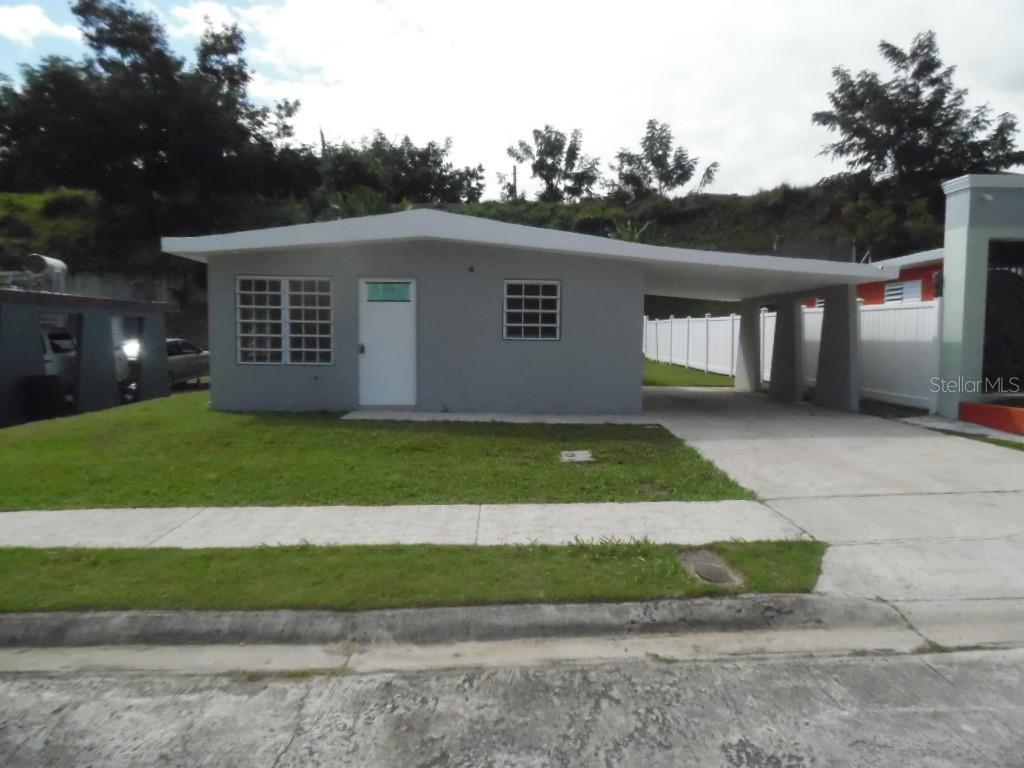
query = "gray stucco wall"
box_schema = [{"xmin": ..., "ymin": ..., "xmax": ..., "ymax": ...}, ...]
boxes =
[{"xmin": 206, "ymin": 240, "xmax": 645, "ymax": 414}]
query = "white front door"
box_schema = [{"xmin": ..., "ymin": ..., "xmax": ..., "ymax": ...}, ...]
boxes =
[{"xmin": 358, "ymin": 278, "xmax": 417, "ymax": 406}]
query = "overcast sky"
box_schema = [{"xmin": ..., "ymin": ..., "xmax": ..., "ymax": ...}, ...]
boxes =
[{"xmin": 2, "ymin": 0, "xmax": 1023, "ymax": 198}]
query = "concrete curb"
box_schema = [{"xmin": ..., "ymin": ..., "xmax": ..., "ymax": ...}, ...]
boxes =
[{"xmin": 0, "ymin": 594, "xmax": 904, "ymax": 648}]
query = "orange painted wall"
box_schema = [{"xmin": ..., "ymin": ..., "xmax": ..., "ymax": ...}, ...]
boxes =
[
  {"xmin": 960, "ymin": 402, "xmax": 1024, "ymax": 436},
  {"xmin": 803, "ymin": 260, "xmax": 941, "ymax": 307}
]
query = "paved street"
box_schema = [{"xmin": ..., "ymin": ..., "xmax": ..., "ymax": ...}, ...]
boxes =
[{"xmin": 2, "ymin": 648, "xmax": 1023, "ymax": 767}]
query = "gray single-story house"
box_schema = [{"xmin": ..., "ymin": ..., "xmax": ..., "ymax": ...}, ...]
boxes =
[{"xmin": 161, "ymin": 209, "xmax": 895, "ymax": 414}]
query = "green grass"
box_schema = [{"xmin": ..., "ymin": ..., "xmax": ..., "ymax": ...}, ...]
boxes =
[
  {"xmin": 643, "ymin": 359, "xmax": 735, "ymax": 387},
  {"xmin": 0, "ymin": 392, "xmax": 752, "ymax": 509},
  {"xmin": 0, "ymin": 540, "xmax": 826, "ymax": 612},
  {"xmin": 0, "ymin": 189, "xmax": 98, "ymax": 271},
  {"xmin": 923, "ymin": 425, "xmax": 1024, "ymax": 453},
  {"xmin": 983, "ymin": 437, "xmax": 1024, "ymax": 452},
  {"xmin": 947, "ymin": 432, "xmax": 1024, "ymax": 453}
]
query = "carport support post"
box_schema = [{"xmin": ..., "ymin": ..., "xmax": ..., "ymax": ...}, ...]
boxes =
[
  {"xmin": 734, "ymin": 302, "xmax": 761, "ymax": 393},
  {"xmin": 0, "ymin": 303, "xmax": 44, "ymax": 426},
  {"xmin": 813, "ymin": 285, "xmax": 860, "ymax": 412},
  {"xmin": 768, "ymin": 297, "xmax": 803, "ymax": 401},
  {"xmin": 74, "ymin": 310, "xmax": 121, "ymax": 414},
  {"xmin": 136, "ymin": 311, "xmax": 171, "ymax": 401}
]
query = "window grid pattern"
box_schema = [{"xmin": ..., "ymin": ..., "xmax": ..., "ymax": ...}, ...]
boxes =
[
  {"xmin": 504, "ymin": 280, "xmax": 560, "ymax": 340},
  {"xmin": 237, "ymin": 277, "xmax": 332, "ymax": 365}
]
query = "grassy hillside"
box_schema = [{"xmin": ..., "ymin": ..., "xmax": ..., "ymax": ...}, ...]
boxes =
[
  {"xmin": 1, "ymin": 182, "xmax": 943, "ymax": 295},
  {"xmin": 451, "ymin": 182, "xmax": 943, "ymax": 263},
  {"xmin": 451, "ymin": 185, "xmax": 856, "ymax": 258},
  {"xmin": 0, "ymin": 190, "xmax": 100, "ymax": 272}
]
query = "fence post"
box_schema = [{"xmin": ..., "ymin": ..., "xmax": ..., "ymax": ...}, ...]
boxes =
[
  {"xmin": 685, "ymin": 316, "xmax": 691, "ymax": 368},
  {"xmin": 760, "ymin": 307, "xmax": 767, "ymax": 382},
  {"xmin": 642, "ymin": 315, "xmax": 647, "ymax": 357},
  {"xmin": 729, "ymin": 313, "xmax": 737, "ymax": 376},
  {"xmin": 704, "ymin": 313, "xmax": 711, "ymax": 373},
  {"xmin": 668, "ymin": 315, "xmax": 674, "ymax": 366}
]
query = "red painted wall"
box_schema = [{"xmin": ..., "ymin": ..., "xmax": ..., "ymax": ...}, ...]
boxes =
[{"xmin": 802, "ymin": 260, "xmax": 941, "ymax": 307}]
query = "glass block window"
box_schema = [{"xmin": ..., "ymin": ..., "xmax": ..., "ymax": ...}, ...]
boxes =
[
  {"xmin": 236, "ymin": 276, "xmax": 332, "ymax": 364},
  {"xmin": 286, "ymin": 278, "xmax": 333, "ymax": 364},
  {"xmin": 236, "ymin": 277, "xmax": 284, "ymax": 363},
  {"xmin": 503, "ymin": 280, "xmax": 560, "ymax": 340}
]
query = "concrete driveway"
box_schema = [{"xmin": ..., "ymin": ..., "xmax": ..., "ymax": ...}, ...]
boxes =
[{"xmin": 645, "ymin": 387, "xmax": 1024, "ymax": 604}]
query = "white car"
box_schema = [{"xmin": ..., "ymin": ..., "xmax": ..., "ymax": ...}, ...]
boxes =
[
  {"xmin": 43, "ymin": 328, "xmax": 130, "ymax": 400},
  {"xmin": 123, "ymin": 337, "xmax": 210, "ymax": 387},
  {"xmin": 166, "ymin": 338, "xmax": 210, "ymax": 386}
]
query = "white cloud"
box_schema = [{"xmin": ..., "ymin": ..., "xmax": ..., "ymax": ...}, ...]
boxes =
[
  {"xmin": 185, "ymin": 0, "xmax": 1024, "ymax": 197},
  {"xmin": 0, "ymin": 4, "xmax": 80, "ymax": 46},
  {"xmin": 166, "ymin": 1, "xmax": 237, "ymax": 38}
]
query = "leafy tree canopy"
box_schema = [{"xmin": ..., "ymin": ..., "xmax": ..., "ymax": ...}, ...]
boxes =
[
  {"xmin": 507, "ymin": 126, "xmax": 601, "ymax": 203},
  {"xmin": 314, "ymin": 131, "xmax": 484, "ymax": 218},
  {"xmin": 0, "ymin": 0, "xmax": 307, "ymax": 207},
  {"xmin": 611, "ymin": 119, "xmax": 718, "ymax": 201},
  {"xmin": 813, "ymin": 31, "xmax": 1024, "ymax": 197}
]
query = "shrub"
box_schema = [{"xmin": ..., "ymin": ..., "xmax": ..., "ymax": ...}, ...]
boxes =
[
  {"xmin": 0, "ymin": 214, "xmax": 35, "ymax": 238},
  {"xmin": 40, "ymin": 189, "xmax": 96, "ymax": 219}
]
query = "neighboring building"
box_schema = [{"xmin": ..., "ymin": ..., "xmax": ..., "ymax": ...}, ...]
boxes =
[
  {"xmin": 0, "ymin": 289, "xmax": 173, "ymax": 427},
  {"xmin": 804, "ymin": 249, "xmax": 943, "ymax": 308},
  {"xmin": 162, "ymin": 209, "xmax": 888, "ymax": 415},
  {"xmin": 858, "ymin": 249, "xmax": 943, "ymax": 305}
]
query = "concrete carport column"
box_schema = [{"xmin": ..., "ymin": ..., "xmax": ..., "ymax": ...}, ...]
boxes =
[
  {"xmin": 0, "ymin": 303, "xmax": 44, "ymax": 426},
  {"xmin": 74, "ymin": 309, "xmax": 121, "ymax": 413},
  {"xmin": 768, "ymin": 297, "xmax": 803, "ymax": 402},
  {"xmin": 813, "ymin": 284, "xmax": 860, "ymax": 412},
  {"xmin": 135, "ymin": 310, "xmax": 171, "ymax": 401},
  {"xmin": 734, "ymin": 301, "xmax": 762, "ymax": 393}
]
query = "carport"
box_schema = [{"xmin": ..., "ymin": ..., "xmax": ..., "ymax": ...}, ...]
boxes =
[{"xmin": 639, "ymin": 246, "xmax": 896, "ymax": 412}]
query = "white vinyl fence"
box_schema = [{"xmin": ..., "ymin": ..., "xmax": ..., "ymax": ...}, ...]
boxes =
[{"xmin": 643, "ymin": 300, "xmax": 941, "ymax": 411}]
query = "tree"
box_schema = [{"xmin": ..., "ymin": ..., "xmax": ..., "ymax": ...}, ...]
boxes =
[
  {"xmin": 0, "ymin": 0, "xmax": 312, "ymax": 204},
  {"xmin": 813, "ymin": 31, "xmax": 1024, "ymax": 197},
  {"xmin": 507, "ymin": 126, "xmax": 601, "ymax": 202},
  {"xmin": 611, "ymin": 119, "xmax": 718, "ymax": 201},
  {"xmin": 317, "ymin": 131, "xmax": 485, "ymax": 210}
]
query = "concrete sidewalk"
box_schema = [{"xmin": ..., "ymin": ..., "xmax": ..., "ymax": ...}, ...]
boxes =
[{"xmin": 0, "ymin": 500, "xmax": 800, "ymax": 548}]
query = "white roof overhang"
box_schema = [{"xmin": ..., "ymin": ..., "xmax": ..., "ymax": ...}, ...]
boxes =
[{"xmin": 161, "ymin": 208, "xmax": 897, "ymax": 302}]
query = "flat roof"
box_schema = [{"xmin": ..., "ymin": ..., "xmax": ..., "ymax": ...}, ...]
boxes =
[
  {"xmin": 0, "ymin": 289, "xmax": 176, "ymax": 314},
  {"xmin": 872, "ymin": 248, "xmax": 944, "ymax": 270},
  {"xmin": 162, "ymin": 209, "xmax": 897, "ymax": 301}
]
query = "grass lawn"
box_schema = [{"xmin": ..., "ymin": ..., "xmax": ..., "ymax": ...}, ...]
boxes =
[
  {"xmin": 644, "ymin": 360, "xmax": 734, "ymax": 387},
  {"xmin": 935, "ymin": 430, "xmax": 1024, "ymax": 453},
  {"xmin": 0, "ymin": 540, "xmax": 826, "ymax": 612},
  {"xmin": 982, "ymin": 437, "xmax": 1024, "ymax": 452},
  {"xmin": 0, "ymin": 392, "xmax": 751, "ymax": 510}
]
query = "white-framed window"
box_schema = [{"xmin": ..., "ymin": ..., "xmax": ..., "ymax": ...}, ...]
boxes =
[
  {"xmin": 884, "ymin": 279, "xmax": 923, "ymax": 304},
  {"xmin": 503, "ymin": 280, "xmax": 560, "ymax": 340},
  {"xmin": 236, "ymin": 276, "xmax": 332, "ymax": 364}
]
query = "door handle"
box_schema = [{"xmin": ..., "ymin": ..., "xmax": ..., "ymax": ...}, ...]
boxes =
[{"xmin": 359, "ymin": 343, "xmax": 365, "ymax": 354}]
